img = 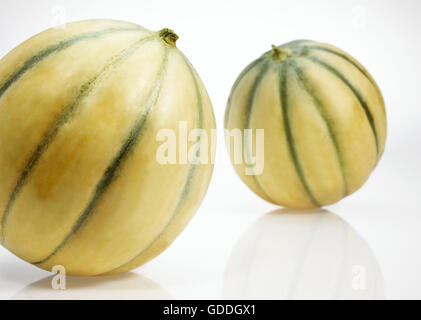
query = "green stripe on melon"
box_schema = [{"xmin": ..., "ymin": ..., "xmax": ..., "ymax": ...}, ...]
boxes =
[
  {"xmin": 0, "ymin": 26, "xmax": 144, "ymax": 99},
  {"xmin": 0, "ymin": 35, "xmax": 157, "ymax": 241},
  {"xmin": 225, "ymin": 40, "xmax": 386, "ymax": 209},
  {"xmin": 106, "ymin": 51, "xmax": 207, "ymax": 275},
  {"xmin": 279, "ymin": 62, "xmax": 320, "ymax": 207},
  {"xmin": 0, "ymin": 19, "xmax": 215, "ymax": 276}
]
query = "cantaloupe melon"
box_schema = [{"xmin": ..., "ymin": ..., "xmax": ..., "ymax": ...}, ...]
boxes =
[
  {"xmin": 0, "ymin": 19, "xmax": 216, "ymax": 276},
  {"xmin": 225, "ymin": 40, "xmax": 386, "ymax": 208}
]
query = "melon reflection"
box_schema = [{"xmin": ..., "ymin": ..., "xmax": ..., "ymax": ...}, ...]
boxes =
[
  {"xmin": 11, "ymin": 272, "xmax": 172, "ymax": 300},
  {"xmin": 224, "ymin": 209, "xmax": 384, "ymax": 299}
]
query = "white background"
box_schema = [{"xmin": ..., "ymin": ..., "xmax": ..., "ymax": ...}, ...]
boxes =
[{"xmin": 0, "ymin": 0, "xmax": 420, "ymax": 299}]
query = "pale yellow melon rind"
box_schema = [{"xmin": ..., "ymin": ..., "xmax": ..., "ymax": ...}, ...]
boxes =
[
  {"xmin": 104, "ymin": 52, "xmax": 216, "ymax": 275},
  {"xmin": 0, "ymin": 20, "xmax": 216, "ymax": 275},
  {"xmin": 225, "ymin": 40, "xmax": 386, "ymax": 209}
]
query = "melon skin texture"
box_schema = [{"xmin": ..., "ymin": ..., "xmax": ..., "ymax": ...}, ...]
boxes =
[
  {"xmin": 224, "ymin": 40, "xmax": 386, "ymax": 209},
  {"xmin": 0, "ymin": 19, "xmax": 216, "ymax": 276}
]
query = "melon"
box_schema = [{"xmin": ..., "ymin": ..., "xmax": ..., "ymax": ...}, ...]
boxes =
[
  {"xmin": 0, "ymin": 19, "xmax": 216, "ymax": 276},
  {"xmin": 224, "ymin": 40, "xmax": 386, "ymax": 208}
]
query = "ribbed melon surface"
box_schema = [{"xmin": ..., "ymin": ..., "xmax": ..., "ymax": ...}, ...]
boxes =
[
  {"xmin": 0, "ymin": 19, "xmax": 216, "ymax": 275},
  {"xmin": 225, "ymin": 40, "xmax": 386, "ymax": 208}
]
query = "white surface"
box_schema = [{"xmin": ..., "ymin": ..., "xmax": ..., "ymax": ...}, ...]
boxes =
[{"xmin": 0, "ymin": 0, "xmax": 420, "ymax": 299}]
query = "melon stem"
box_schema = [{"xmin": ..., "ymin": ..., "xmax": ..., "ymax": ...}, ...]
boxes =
[
  {"xmin": 159, "ymin": 28, "xmax": 179, "ymax": 47},
  {"xmin": 269, "ymin": 45, "xmax": 292, "ymax": 62}
]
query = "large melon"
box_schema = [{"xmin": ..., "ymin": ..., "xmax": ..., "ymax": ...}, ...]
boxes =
[
  {"xmin": 225, "ymin": 40, "xmax": 386, "ymax": 209},
  {"xmin": 0, "ymin": 19, "xmax": 216, "ymax": 276}
]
